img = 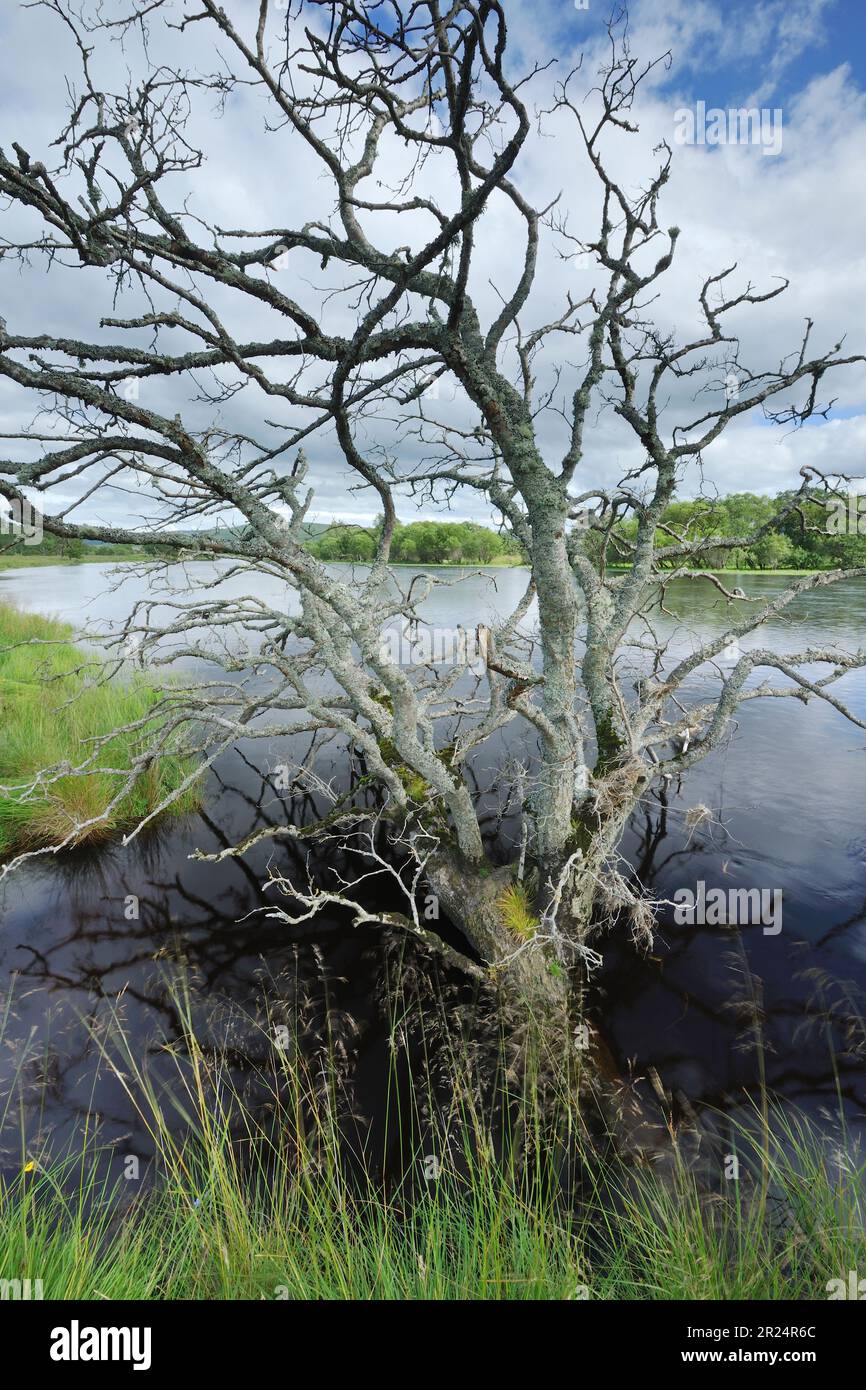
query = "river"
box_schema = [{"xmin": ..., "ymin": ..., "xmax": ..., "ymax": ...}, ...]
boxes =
[{"xmin": 1, "ymin": 560, "xmax": 864, "ymax": 1183}]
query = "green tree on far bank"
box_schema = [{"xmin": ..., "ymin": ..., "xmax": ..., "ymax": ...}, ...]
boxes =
[
  {"xmin": 307, "ymin": 518, "xmax": 524, "ymax": 565},
  {"xmin": 608, "ymin": 490, "xmax": 866, "ymax": 571}
]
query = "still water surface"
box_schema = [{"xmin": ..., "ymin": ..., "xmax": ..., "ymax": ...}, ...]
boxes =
[{"xmin": 1, "ymin": 561, "xmax": 865, "ymax": 1180}]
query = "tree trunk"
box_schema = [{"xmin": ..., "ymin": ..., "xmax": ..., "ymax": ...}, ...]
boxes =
[
  {"xmin": 423, "ymin": 844, "xmax": 671, "ymax": 1171},
  {"xmin": 424, "ymin": 849, "xmax": 574, "ymax": 1087},
  {"xmin": 529, "ymin": 506, "xmax": 581, "ymax": 873}
]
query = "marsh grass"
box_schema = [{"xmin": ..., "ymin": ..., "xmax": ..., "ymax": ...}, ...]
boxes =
[
  {"xmin": 496, "ymin": 882, "xmax": 539, "ymax": 939},
  {"xmin": 0, "ymin": 601, "xmax": 201, "ymax": 855},
  {"xmin": 0, "ymin": 968, "xmax": 862, "ymax": 1301}
]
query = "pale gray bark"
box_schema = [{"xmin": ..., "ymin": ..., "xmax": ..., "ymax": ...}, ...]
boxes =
[{"xmin": 0, "ymin": 2, "xmax": 864, "ymax": 1060}]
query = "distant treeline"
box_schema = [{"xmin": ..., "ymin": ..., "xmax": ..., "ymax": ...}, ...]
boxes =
[
  {"xmin": 0, "ymin": 533, "xmax": 127, "ymax": 559},
  {"xmin": 607, "ymin": 491, "xmax": 866, "ymax": 570},
  {"xmin": 306, "ymin": 519, "xmax": 523, "ymax": 564},
  {"xmin": 306, "ymin": 493, "xmax": 866, "ymax": 570},
  {"xmin": 4, "ymin": 491, "xmax": 863, "ymax": 571}
]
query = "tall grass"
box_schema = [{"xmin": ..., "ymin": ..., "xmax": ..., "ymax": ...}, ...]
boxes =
[
  {"xmin": 0, "ymin": 601, "xmax": 201, "ymax": 855},
  {"xmin": 1, "ymin": 969, "xmax": 862, "ymax": 1301}
]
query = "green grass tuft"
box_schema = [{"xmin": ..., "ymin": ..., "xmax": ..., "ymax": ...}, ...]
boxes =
[
  {"xmin": 0, "ymin": 976, "xmax": 862, "ymax": 1301},
  {"xmin": 497, "ymin": 882, "xmax": 539, "ymax": 939},
  {"xmin": 0, "ymin": 601, "xmax": 201, "ymax": 856}
]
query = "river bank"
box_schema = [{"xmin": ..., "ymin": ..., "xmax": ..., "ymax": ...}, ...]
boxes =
[
  {"xmin": 0, "ymin": 562, "xmax": 864, "ymax": 1300},
  {"xmin": 0, "ymin": 974, "xmax": 859, "ymax": 1300},
  {"xmin": 0, "ymin": 553, "xmax": 849, "ymax": 577},
  {"xmin": 0, "ymin": 602, "xmax": 201, "ymax": 856}
]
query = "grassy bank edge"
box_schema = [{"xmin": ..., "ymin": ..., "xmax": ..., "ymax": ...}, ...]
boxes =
[
  {"xmin": 0, "ymin": 993, "xmax": 860, "ymax": 1302},
  {"xmin": 0, "ymin": 601, "xmax": 201, "ymax": 856},
  {"xmin": 0, "ymin": 553, "xmax": 844, "ymax": 576}
]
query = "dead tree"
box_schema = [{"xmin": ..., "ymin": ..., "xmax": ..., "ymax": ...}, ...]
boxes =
[{"xmin": 1, "ymin": 1, "xmax": 864, "ymax": 1083}]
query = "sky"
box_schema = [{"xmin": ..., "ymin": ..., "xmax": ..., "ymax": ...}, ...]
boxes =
[{"xmin": 1, "ymin": 0, "xmax": 865, "ymax": 531}]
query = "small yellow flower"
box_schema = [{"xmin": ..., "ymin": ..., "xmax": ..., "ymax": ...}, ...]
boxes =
[{"xmin": 22, "ymin": 1160, "xmax": 36, "ymax": 1173}]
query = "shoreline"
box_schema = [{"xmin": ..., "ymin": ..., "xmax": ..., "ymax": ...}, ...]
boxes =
[
  {"xmin": 0, "ymin": 600, "xmax": 201, "ymax": 855},
  {"xmin": 0, "ymin": 553, "xmax": 854, "ymax": 579}
]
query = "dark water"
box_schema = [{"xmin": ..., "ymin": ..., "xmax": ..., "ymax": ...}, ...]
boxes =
[{"xmin": 1, "ymin": 561, "xmax": 865, "ymax": 1181}]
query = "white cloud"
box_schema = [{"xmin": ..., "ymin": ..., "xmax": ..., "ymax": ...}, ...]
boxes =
[{"xmin": 0, "ymin": 0, "xmax": 863, "ymax": 527}]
